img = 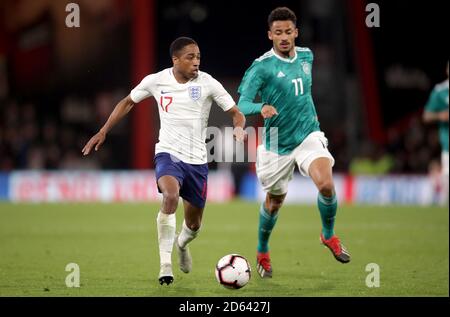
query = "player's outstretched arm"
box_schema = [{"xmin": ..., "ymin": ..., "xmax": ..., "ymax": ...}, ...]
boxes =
[
  {"xmin": 237, "ymin": 95, "xmax": 278, "ymax": 119},
  {"xmin": 423, "ymin": 110, "xmax": 449, "ymax": 123},
  {"xmin": 226, "ymin": 105, "xmax": 247, "ymax": 142},
  {"xmin": 82, "ymin": 95, "xmax": 135, "ymax": 156}
]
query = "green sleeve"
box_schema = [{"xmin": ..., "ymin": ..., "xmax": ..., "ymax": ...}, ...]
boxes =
[
  {"xmin": 425, "ymin": 89, "xmax": 445, "ymax": 112},
  {"xmin": 237, "ymin": 96, "xmax": 265, "ymax": 115},
  {"xmin": 237, "ymin": 61, "xmax": 266, "ymax": 116}
]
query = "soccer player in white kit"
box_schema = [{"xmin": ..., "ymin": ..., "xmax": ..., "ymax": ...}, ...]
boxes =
[{"xmin": 82, "ymin": 37, "xmax": 246, "ymax": 285}]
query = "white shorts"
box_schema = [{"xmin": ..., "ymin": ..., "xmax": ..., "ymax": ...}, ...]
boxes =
[
  {"xmin": 256, "ymin": 131, "xmax": 335, "ymax": 195},
  {"xmin": 442, "ymin": 151, "xmax": 449, "ymax": 176}
]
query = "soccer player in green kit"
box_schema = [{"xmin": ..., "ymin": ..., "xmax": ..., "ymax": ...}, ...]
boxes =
[
  {"xmin": 423, "ymin": 62, "xmax": 449, "ymax": 205},
  {"xmin": 238, "ymin": 7, "xmax": 350, "ymax": 278}
]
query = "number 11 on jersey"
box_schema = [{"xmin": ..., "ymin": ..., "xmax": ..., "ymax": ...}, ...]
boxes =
[{"xmin": 291, "ymin": 78, "xmax": 304, "ymax": 96}]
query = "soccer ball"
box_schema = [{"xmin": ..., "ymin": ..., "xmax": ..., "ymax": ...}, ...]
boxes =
[{"xmin": 215, "ymin": 254, "xmax": 251, "ymax": 289}]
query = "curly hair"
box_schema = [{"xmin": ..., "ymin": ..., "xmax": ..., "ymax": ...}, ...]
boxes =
[{"xmin": 268, "ymin": 7, "xmax": 297, "ymax": 28}]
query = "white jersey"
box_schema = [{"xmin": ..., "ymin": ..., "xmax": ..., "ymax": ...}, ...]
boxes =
[{"xmin": 130, "ymin": 68, "xmax": 235, "ymax": 164}]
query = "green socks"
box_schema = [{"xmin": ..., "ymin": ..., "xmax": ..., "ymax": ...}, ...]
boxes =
[
  {"xmin": 257, "ymin": 203, "xmax": 278, "ymax": 253},
  {"xmin": 257, "ymin": 193, "xmax": 337, "ymax": 252},
  {"xmin": 317, "ymin": 193, "xmax": 337, "ymax": 240}
]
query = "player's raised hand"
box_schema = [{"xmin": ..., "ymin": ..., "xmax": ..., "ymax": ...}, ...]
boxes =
[
  {"xmin": 82, "ymin": 131, "xmax": 106, "ymax": 156},
  {"xmin": 261, "ymin": 105, "xmax": 278, "ymax": 119},
  {"xmin": 233, "ymin": 126, "xmax": 247, "ymax": 143}
]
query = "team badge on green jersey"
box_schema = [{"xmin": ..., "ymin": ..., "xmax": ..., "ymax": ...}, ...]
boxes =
[{"xmin": 301, "ymin": 61, "xmax": 311, "ymax": 75}]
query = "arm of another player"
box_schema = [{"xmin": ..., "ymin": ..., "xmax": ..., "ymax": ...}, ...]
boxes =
[
  {"xmin": 423, "ymin": 88, "xmax": 449, "ymax": 123},
  {"xmin": 237, "ymin": 61, "xmax": 277, "ymax": 119},
  {"xmin": 226, "ymin": 105, "xmax": 247, "ymax": 142},
  {"xmin": 423, "ymin": 109, "xmax": 449, "ymax": 123},
  {"xmin": 82, "ymin": 95, "xmax": 135, "ymax": 156},
  {"xmin": 238, "ymin": 96, "xmax": 278, "ymax": 119}
]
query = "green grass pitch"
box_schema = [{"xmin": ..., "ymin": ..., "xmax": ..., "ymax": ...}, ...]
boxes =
[{"xmin": 0, "ymin": 201, "xmax": 448, "ymax": 296}]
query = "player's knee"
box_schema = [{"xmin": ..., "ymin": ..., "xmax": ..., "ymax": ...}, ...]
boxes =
[
  {"xmin": 269, "ymin": 198, "xmax": 284, "ymax": 213},
  {"xmin": 162, "ymin": 191, "xmax": 179, "ymax": 208},
  {"xmin": 317, "ymin": 180, "xmax": 334, "ymax": 197},
  {"xmin": 186, "ymin": 222, "xmax": 201, "ymax": 232}
]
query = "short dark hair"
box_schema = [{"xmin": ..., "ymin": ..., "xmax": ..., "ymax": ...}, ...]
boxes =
[
  {"xmin": 169, "ymin": 37, "xmax": 198, "ymax": 57},
  {"xmin": 268, "ymin": 7, "xmax": 297, "ymax": 28}
]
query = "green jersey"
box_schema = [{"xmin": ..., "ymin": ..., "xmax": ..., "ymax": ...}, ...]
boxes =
[
  {"xmin": 238, "ymin": 47, "xmax": 320, "ymax": 155},
  {"xmin": 425, "ymin": 80, "xmax": 449, "ymax": 152}
]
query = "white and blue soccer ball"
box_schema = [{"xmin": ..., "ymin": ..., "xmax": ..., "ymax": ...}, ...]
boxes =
[{"xmin": 215, "ymin": 254, "xmax": 251, "ymax": 289}]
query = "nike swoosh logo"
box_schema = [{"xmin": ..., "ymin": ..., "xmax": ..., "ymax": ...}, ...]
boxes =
[{"xmin": 161, "ymin": 91, "xmax": 171, "ymax": 94}]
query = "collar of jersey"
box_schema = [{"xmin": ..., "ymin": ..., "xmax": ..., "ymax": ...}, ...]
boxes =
[
  {"xmin": 271, "ymin": 48, "xmax": 297, "ymax": 63},
  {"xmin": 169, "ymin": 67, "xmax": 197, "ymax": 84}
]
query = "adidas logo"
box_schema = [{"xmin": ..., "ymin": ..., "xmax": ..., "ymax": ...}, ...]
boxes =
[{"xmin": 277, "ymin": 71, "xmax": 285, "ymax": 78}]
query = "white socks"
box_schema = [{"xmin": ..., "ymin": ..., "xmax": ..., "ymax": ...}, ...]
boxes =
[
  {"xmin": 157, "ymin": 211, "xmax": 176, "ymax": 266},
  {"xmin": 177, "ymin": 220, "xmax": 200, "ymax": 249}
]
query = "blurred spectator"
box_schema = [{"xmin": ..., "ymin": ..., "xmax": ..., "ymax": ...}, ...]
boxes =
[
  {"xmin": 59, "ymin": 148, "xmax": 100, "ymax": 170},
  {"xmin": 27, "ymin": 145, "xmax": 45, "ymax": 169},
  {"xmin": 349, "ymin": 141, "xmax": 394, "ymax": 175}
]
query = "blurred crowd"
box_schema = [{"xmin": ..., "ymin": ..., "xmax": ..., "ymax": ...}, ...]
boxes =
[
  {"xmin": 347, "ymin": 117, "xmax": 442, "ymax": 175},
  {"xmin": 0, "ymin": 89, "xmax": 130, "ymax": 171},
  {"xmin": 0, "ymin": 93, "xmax": 442, "ymax": 175}
]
